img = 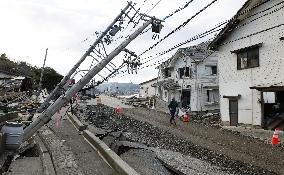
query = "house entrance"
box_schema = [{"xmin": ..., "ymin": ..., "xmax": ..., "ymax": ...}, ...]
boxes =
[
  {"xmin": 181, "ymin": 90, "xmax": 190, "ymax": 108},
  {"xmin": 263, "ymin": 91, "xmax": 284, "ymax": 130},
  {"xmin": 229, "ymin": 99, "xmax": 238, "ymax": 126}
]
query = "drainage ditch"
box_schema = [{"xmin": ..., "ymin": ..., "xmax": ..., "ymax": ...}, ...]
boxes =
[{"xmin": 0, "ymin": 142, "xmax": 40, "ymax": 174}]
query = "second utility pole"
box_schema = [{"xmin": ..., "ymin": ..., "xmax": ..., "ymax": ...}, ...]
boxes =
[
  {"xmin": 23, "ymin": 18, "xmax": 154, "ymax": 141},
  {"xmin": 36, "ymin": 2, "xmax": 132, "ymax": 113}
]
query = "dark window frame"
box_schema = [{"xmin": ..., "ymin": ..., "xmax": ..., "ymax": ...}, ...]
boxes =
[
  {"xmin": 179, "ymin": 68, "xmax": 184, "ymax": 79},
  {"xmin": 205, "ymin": 65, "xmax": 217, "ymax": 75},
  {"xmin": 185, "ymin": 67, "xmax": 190, "ymax": 77},
  {"xmin": 211, "ymin": 66, "xmax": 217, "ymax": 75},
  {"xmin": 164, "ymin": 68, "xmax": 171, "ymax": 78},
  {"xmin": 179, "ymin": 67, "xmax": 190, "ymax": 78},
  {"xmin": 232, "ymin": 43, "xmax": 262, "ymax": 70}
]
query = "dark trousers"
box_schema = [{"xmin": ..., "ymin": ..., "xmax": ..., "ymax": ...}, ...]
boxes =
[{"xmin": 170, "ymin": 111, "xmax": 176, "ymax": 125}]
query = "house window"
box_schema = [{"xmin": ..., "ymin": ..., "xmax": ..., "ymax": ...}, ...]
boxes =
[
  {"xmin": 207, "ymin": 89, "xmax": 219, "ymax": 103},
  {"xmin": 185, "ymin": 67, "xmax": 190, "ymax": 77},
  {"xmin": 164, "ymin": 68, "xmax": 171, "ymax": 78},
  {"xmin": 237, "ymin": 47, "xmax": 259, "ymax": 70},
  {"xmin": 178, "ymin": 67, "xmax": 190, "ymax": 78},
  {"xmin": 263, "ymin": 92, "xmax": 275, "ymax": 103},
  {"xmin": 205, "ymin": 66, "xmax": 217, "ymax": 75},
  {"xmin": 179, "ymin": 68, "xmax": 184, "ymax": 78}
]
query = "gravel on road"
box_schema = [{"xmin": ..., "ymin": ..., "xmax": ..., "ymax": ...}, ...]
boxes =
[
  {"xmin": 122, "ymin": 107, "xmax": 284, "ymax": 175},
  {"xmin": 78, "ymin": 104, "xmax": 280, "ymax": 175}
]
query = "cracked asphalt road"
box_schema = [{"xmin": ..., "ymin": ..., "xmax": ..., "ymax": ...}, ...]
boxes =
[{"xmin": 96, "ymin": 96, "xmax": 284, "ymax": 175}]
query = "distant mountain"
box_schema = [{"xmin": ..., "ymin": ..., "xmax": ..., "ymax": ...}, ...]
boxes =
[{"xmin": 96, "ymin": 82, "xmax": 139, "ymax": 95}]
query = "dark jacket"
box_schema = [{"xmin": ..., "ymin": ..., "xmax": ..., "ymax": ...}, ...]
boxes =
[{"xmin": 168, "ymin": 100, "xmax": 178, "ymax": 112}]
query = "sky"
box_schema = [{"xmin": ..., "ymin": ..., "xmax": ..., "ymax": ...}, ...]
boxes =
[{"xmin": 0, "ymin": 0, "xmax": 247, "ymax": 84}]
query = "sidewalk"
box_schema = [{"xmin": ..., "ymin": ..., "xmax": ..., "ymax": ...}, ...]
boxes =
[{"xmin": 38, "ymin": 108, "xmax": 116, "ymax": 175}]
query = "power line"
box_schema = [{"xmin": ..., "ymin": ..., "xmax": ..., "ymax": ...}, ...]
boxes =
[
  {"xmin": 140, "ymin": 22, "xmax": 225, "ymax": 65},
  {"xmin": 95, "ymin": 0, "xmax": 197, "ymax": 81},
  {"xmin": 140, "ymin": 0, "xmax": 281, "ymax": 64},
  {"xmin": 139, "ymin": 0, "xmax": 274, "ymax": 61},
  {"xmin": 220, "ymin": 23, "xmax": 284, "ymax": 47},
  {"xmin": 163, "ymin": 0, "xmax": 194, "ymax": 20},
  {"xmin": 111, "ymin": 0, "xmax": 161, "ymax": 45},
  {"xmin": 138, "ymin": 0, "xmax": 220, "ymax": 57},
  {"xmin": 145, "ymin": 0, "xmax": 163, "ymax": 14},
  {"xmin": 140, "ymin": 0, "xmax": 195, "ymax": 35},
  {"xmin": 115, "ymin": 0, "xmax": 282, "ymax": 79},
  {"xmin": 139, "ymin": 21, "xmax": 284, "ymax": 81}
]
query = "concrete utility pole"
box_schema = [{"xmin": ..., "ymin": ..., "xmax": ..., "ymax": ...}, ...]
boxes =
[
  {"xmin": 23, "ymin": 18, "xmax": 154, "ymax": 141},
  {"xmin": 39, "ymin": 48, "xmax": 48, "ymax": 91},
  {"xmin": 36, "ymin": 2, "xmax": 132, "ymax": 113},
  {"xmin": 35, "ymin": 48, "xmax": 48, "ymax": 103}
]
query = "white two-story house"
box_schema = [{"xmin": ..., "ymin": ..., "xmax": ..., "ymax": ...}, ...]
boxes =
[
  {"xmin": 139, "ymin": 78, "xmax": 157, "ymax": 98},
  {"xmin": 155, "ymin": 42, "xmax": 219, "ymax": 113},
  {"xmin": 209, "ymin": 0, "xmax": 284, "ymax": 129}
]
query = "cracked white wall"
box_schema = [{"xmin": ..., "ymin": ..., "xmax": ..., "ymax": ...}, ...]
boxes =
[{"xmin": 216, "ymin": 0, "xmax": 284, "ymax": 125}]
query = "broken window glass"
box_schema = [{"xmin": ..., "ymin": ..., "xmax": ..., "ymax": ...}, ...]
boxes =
[
  {"xmin": 164, "ymin": 68, "xmax": 171, "ymax": 78},
  {"xmin": 211, "ymin": 66, "xmax": 217, "ymax": 75},
  {"xmin": 207, "ymin": 89, "xmax": 219, "ymax": 103},
  {"xmin": 263, "ymin": 92, "xmax": 276, "ymax": 103},
  {"xmin": 237, "ymin": 47, "xmax": 259, "ymax": 70},
  {"xmin": 205, "ymin": 66, "xmax": 217, "ymax": 75},
  {"xmin": 179, "ymin": 68, "xmax": 184, "ymax": 78},
  {"xmin": 185, "ymin": 67, "xmax": 190, "ymax": 77}
]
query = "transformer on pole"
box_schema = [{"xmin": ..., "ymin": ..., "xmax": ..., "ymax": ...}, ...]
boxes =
[
  {"xmin": 36, "ymin": 2, "xmax": 133, "ymax": 113},
  {"xmin": 23, "ymin": 14, "xmax": 163, "ymax": 142}
]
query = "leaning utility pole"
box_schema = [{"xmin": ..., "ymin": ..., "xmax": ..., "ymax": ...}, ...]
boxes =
[
  {"xmin": 35, "ymin": 48, "xmax": 48, "ymax": 103},
  {"xmin": 38, "ymin": 48, "xmax": 48, "ymax": 91},
  {"xmin": 23, "ymin": 17, "xmax": 155, "ymax": 141},
  {"xmin": 36, "ymin": 2, "xmax": 132, "ymax": 113}
]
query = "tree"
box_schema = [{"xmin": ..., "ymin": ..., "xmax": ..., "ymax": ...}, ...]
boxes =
[
  {"xmin": 41, "ymin": 67, "xmax": 63, "ymax": 91},
  {"xmin": 0, "ymin": 53, "xmax": 63, "ymax": 92}
]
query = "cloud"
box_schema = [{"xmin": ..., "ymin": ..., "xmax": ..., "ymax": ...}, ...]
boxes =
[{"xmin": 0, "ymin": 0, "xmax": 247, "ymax": 84}]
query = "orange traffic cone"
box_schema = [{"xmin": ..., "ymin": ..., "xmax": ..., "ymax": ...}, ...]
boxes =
[
  {"xmin": 183, "ymin": 113, "xmax": 189, "ymax": 123},
  {"xmin": 115, "ymin": 105, "xmax": 122, "ymax": 113},
  {"xmin": 271, "ymin": 128, "xmax": 280, "ymax": 145}
]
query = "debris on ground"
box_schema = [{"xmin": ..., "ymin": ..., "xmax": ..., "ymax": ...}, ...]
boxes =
[{"xmin": 77, "ymin": 104, "xmax": 277, "ymax": 175}]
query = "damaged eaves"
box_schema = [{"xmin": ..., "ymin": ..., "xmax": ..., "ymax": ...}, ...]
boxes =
[
  {"xmin": 156, "ymin": 42, "xmax": 213, "ymax": 69},
  {"xmin": 209, "ymin": 0, "xmax": 268, "ymax": 50},
  {"xmin": 230, "ymin": 43, "xmax": 262, "ymax": 53}
]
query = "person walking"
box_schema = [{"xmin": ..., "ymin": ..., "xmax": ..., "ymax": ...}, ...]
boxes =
[{"xmin": 168, "ymin": 98, "xmax": 178, "ymax": 125}]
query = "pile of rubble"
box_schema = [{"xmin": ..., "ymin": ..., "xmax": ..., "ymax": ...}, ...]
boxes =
[{"xmin": 189, "ymin": 112, "xmax": 221, "ymax": 126}]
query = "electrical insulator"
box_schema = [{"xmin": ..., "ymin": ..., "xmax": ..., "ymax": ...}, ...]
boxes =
[{"xmin": 109, "ymin": 25, "xmax": 121, "ymax": 36}]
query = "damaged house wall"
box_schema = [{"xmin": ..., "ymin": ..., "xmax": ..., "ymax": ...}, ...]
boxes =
[
  {"xmin": 139, "ymin": 78, "xmax": 157, "ymax": 98},
  {"xmin": 155, "ymin": 43, "xmax": 219, "ymax": 112},
  {"xmin": 210, "ymin": 0, "xmax": 284, "ymax": 126}
]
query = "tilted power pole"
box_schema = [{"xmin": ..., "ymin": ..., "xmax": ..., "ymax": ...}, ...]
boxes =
[
  {"xmin": 35, "ymin": 48, "xmax": 48, "ymax": 103},
  {"xmin": 39, "ymin": 48, "xmax": 48, "ymax": 91},
  {"xmin": 36, "ymin": 2, "xmax": 132, "ymax": 113},
  {"xmin": 23, "ymin": 18, "xmax": 154, "ymax": 141}
]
